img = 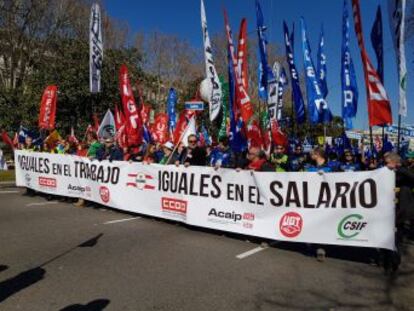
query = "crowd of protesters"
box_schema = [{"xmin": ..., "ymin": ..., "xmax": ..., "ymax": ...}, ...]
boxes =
[{"xmin": 15, "ymin": 129, "xmax": 414, "ymax": 273}]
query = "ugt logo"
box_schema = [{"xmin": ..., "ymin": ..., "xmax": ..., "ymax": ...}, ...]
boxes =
[
  {"xmin": 279, "ymin": 212, "xmax": 303, "ymax": 238},
  {"xmin": 127, "ymin": 172, "xmax": 155, "ymax": 190}
]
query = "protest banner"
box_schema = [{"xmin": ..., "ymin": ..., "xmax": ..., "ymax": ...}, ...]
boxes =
[{"xmin": 15, "ymin": 150, "xmax": 396, "ymax": 250}]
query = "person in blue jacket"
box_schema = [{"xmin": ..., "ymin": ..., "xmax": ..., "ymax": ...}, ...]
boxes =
[
  {"xmin": 340, "ymin": 150, "xmax": 361, "ymax": 172},
  {"xmin": 210, "ymin": 137, "xmax": 234, "ymax": 169},
  {"xmin": 96, "ymin": 138, "xmax": 123, "ymax": 162},
  {"xmin": 304, "ymin": 147, "xmax": 332, "ymax": 173}
]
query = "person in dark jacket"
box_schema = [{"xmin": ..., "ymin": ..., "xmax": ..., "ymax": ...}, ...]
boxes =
[
  {"xmin": 383, "ymin": 152, "xmax": 414, "ymax": 272},
  {"xmin": 96, "ymin": 138, "xmax": 123, "ymax": 162},
  {"xmin": 177, "ymin": 134, "xmax": 207, "ymax": 166}
]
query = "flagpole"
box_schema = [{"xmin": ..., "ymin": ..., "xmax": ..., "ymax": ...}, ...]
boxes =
[
  {"xmin": 369, "ymin": 126, "xmax": 374, "ymax": 154},
  {"xmin": 381, "ymin": 124, "xmax": 385, "ymax": 154},
  {"xmin": 397, "ymin": 115, "xmax": 401, "ymax": 153},
  {"xmin": 166, "ymin": 116, "xmax": 195, "ymax": 165}
]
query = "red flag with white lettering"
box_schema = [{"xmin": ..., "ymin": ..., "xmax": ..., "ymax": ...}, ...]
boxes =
[
  {"xmin": 151, "ymin": 113, "xmax": 169, "ymax": 144},
  {"xmin": 38, "ymin": 85, "xmax": 58, "ymax": 130},
  {"xmin": 237, "ymin": 18, "xmax": 248, "ymax": 91},
  {"xmin": 224, "ymin": 11, "xmax": 253, "ymax": 123},
  {"xmin": 114, "ymin": 104, "xmax": 125, "ymax": 131},
  {"xmin": 119, "ymin": 65, "xmax": 143, "ymax": 146},
  {"xmin": 352, "ymin": 0, "xmax": 392, "ymax": 126},
  {"xmin": 173, "ymin": 110, "xmax": 195, "ymax": 145}
]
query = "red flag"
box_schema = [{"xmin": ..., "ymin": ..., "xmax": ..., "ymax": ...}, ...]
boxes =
[
  {"xmin": 68, "ymin": 127, "xmax": 79, "ymax": 145},
  {"xmin": 246, "ymin": 119, "xmax": 264, "ymax": 148},
  {"xmin": 352, "ymin": 0, "xmax": 392, "ymax": 127},
  {"xmin": 173, "ymin": 110, "xmax": 195, "ymax": 144},
  {"xmin": 140, "ymin": 103, "xmax": 151, "ymax": 126},
  {"xmin": 114, "ymin": 104, "xmax": 125, "ymax": 131},
  {"xmin": 38, "ymin": 85, "xmax": 58, "ymax": 130},
  {"xmin": 224, "ymin": 11, "xmax": 253, "ymax": 123},
  {"xmin": 1, "ymin": 130, "xmax": 14, "ymax": 150},
  {"xmin": 119, "ymin": 65, "xmax": 143, "ymax": 146},
  {"xmin": 271, "ymin": 120, "xmax": 288, "ymax": 147},
  {"xmin": 151, "ymin": 113, "xmax": 169, "ymax": 144},
  {"xmin": 237, "ymin": 18, "xmax": 248, "ymax": 91}
]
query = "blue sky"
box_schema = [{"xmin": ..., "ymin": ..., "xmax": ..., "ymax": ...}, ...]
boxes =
[{"xmin": 103, "ymin": 0, "xmax": 413, "ymax": 130}]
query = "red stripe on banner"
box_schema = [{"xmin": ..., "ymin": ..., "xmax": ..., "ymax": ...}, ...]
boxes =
[
  {"xmin": 126, "ymin": 183, "xmax": 137, "ymax": 187},
  {"xmin": 128, "ymin": 174, "xmax": 138, "ymax": 177},
  {"xmin": 144, "ymin": 185, "xmax": 155, "ymax": 190},
  {"xmin": 145, "ymin": 175, "xmax": 153, "ymax": 179}
]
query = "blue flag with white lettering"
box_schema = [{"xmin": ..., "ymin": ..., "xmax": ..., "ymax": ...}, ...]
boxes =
[
  {"xmin": 341, "ymin": 0, "xmax": 358, "ymax": 129},
  {"xmin": 167, "ymin": 88, "xmax": 177, "ymax": 133},
  {"xmin": 255, "ymin": 0, "xmax": 274, "ymax": 101},
  {"xmin": 283, "ymin": 21, "xmax": 305, "ymax": 124},
  {"xmin": 300, "ymin": 17, "xmax": 332, "ymax": 124},
  {"xmin": 317, "ymin": 25, "xmax": 328, "ymax": 99}
]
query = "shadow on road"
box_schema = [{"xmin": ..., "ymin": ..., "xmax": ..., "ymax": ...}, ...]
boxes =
[
  {"xmin": 59, "ymin": 299, "xmax": 110, "ymax": 311},
  {"xmin": 0, "ymin": 233, "xmax": 104, "ymax": 303},
  {"xmin": 0, "ymin": 267, "xmax": 45, "ymax": 303},
  {"xmin": 78, "ymin": 233, "xmax": 103, "ymax": 248}
]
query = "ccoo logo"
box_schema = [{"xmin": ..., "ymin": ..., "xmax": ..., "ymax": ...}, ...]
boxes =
[{"xmin": 279, "ymin": 212, "xmax": 303, "ymax": 238}]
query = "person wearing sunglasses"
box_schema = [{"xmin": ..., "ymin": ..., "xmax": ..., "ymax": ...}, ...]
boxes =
[
  {"xmin": 176, "ymin": 134, "xmax": 207, "ymax": 167},
  {"xmin": 340, "ymin": 150, "xmax": 361, "ymax": 172}
]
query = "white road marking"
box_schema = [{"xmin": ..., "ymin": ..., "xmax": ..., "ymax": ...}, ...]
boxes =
[
  {"xmin": 0, "ymin": 190, "xmax": 19, "ymax": 194},
  {"xmin": 26, "ymin": 202, "xmax": 58, "ymax": 207},
  {"xmin": 236, "ymin": 246, "xmax": 268, "ymax": 259},
  {"xmin": 103, "ymin": 217, "xmax": 141, "ymax": 225}
]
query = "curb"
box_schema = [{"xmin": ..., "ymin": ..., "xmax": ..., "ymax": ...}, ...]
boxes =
[{"xmin": 0, "ymin": 181, "xmax": 16, "ymax": 187}]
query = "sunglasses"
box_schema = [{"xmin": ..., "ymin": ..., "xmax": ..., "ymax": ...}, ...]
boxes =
[{"xmin": 188, "ymin": 140, "xmax": 197, "ymax": 143}]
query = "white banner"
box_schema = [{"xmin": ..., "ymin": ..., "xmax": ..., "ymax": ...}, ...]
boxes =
[{"xmin": 15, "ymin": 151, "xmax": 396, "ymax": 250}]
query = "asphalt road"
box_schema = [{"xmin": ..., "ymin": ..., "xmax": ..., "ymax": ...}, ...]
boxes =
[{"xmin": 0, "ymin": 185, "xmax": 413, "ymax": 311}]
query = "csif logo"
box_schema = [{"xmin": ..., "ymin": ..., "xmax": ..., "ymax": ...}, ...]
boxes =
[
  {"xmin": 127, "ymin": 172, "xmax": 155, "ymax": 190},
  {"xmin": 337, "ymin": 214, "xmax": 367, "ymax": 239}
]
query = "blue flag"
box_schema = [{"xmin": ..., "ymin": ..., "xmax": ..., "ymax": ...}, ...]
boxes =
[
  {"xmin": 341, "ymin": 0, "xmax": 358, "ymax": 129},
  {"xmin": 371, "ymin": 5, "xmax": 383, "ymax": 83},
  {"xmin": 228, "ymin": 36, "xmax": 247, "ymax": 153},
  {"xmin": 283, "ymin": 21, "xmax": 306, "ymax": 124},
  {"xmin": 255, "ymin": 0, "xmax": 274, "ymax": 101},
  {"xmin": 300, "ymin": 17, "xmax": 332, "ymax": 124},
  {"xmin": 167, "ymin": 88, "xmax": 177, "ymax": 133},
  {"xmin": 317, "ymin": 25, "xmax": 328, "ymax": 99},
  {"xmin": 143, "ymin": 125, "xmax": 152, "ymax": 145}
]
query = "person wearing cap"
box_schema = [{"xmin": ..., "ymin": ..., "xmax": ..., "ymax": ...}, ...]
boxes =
[
  {"xmin": 159, "ymin": 141, "xmax": 178, "ymax": 165},
  {"xmin": 96, "ymin": 137, "xmax": 123, "ymax": 162}
]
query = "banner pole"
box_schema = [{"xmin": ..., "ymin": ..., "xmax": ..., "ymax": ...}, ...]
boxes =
[
  {"xmin": 166, "ymin": 116, "xmax": 195, "ymax": 165},
  {"xmin": 397, "ymin": 115, "xmax": 401, "ymax": 154},
  {"xmin": 369, "ymin": 126, "xmax": 374, "ymax": 154}
]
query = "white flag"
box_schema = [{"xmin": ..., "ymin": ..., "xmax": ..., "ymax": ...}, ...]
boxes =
[
  {"xmin": 388, "ymin": 0, "xmax": 407, "ymax": 117},
  {"xmin": 182, "ymin": 116, "xmax": 197, "ymax": 147},
  {"xmin": 201, "ymin": 0, "xmax": 222, "ymax": 122},
  {"xmin": 90, "ymin": 3, "xmax": 103, "ymax": 93},
  {"xmin": 97, "ymin": 109, "xmax": 115, "ymax": 139}
]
